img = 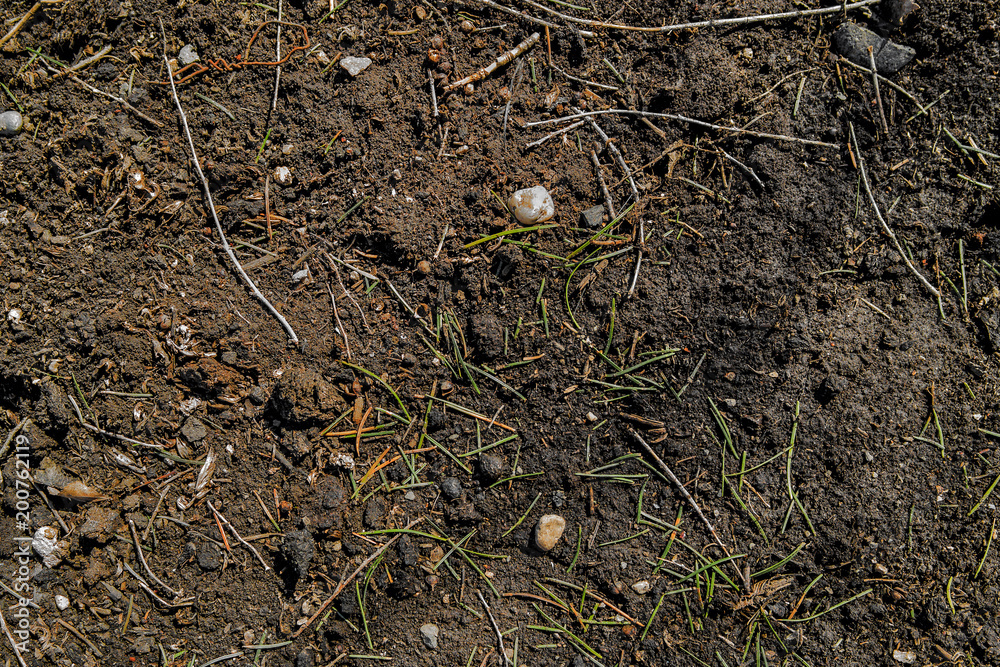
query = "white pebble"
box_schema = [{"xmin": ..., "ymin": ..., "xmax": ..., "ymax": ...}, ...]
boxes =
[
  {"xmin": 179, "ymin": 44, "xmax": 200, "ymax": 66},
  {"xmin": 632, "ymin": 580, "xmax": 651, "ymax": 594},
  {"xmin": 508, "ymin": 186, "xmax": 555, "ymax": 225},
  {"xmin": 0, "ymin": 110, "xmax": 23, "ymax": 136},
  {"xmin": 534, "ymin": 514, "xmax": 566, "ymax": 551},
  {"xmin": 341, "ymin": 56, "xmax": 372, "ymax": 77},
  {"xmin": 55, "ymin": 594, "xmax": 70, "ymax": 610},
  {"xmin": 273, "ymin": 165, "xmax": 292, "ymax": 185}
]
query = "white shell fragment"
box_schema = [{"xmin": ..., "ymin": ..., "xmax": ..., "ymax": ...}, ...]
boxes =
[
  {"xmin": 508, "ymin": 186, "xmax": 555, "ymax": 225},
  {"xmin": 0, "ymin": 110, "xmax": 23, "ymax": 136},
  {"xmin": 632, "ymin": 580, "xmax": 651, "ymax": 594},
  {"xmin": 340, "ymin": 56, "xmax": 372, "ymax": 77},
  {"xmin": 33, "ymin": 526, "xmax": 68, "ymax": 568},
  {"xmin": 179, "ymin": 44, "xmax": 200, "ymax": 66}
]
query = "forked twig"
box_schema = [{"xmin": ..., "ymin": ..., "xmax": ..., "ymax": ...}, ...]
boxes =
[
  {"xmin": 160, "ymin": 20, "xmax": 299, "ymax": 344},
  {"xmin": 849, "ymin": 123, "xmax": 940, "ymax": 297},
  {"xmin": 478, "ymin": 590, "xmax": 511, "ymax": 667},
  {"xmin": 129, "ymin": 519, "xmax": 181, "ymax": 598},
  {"xmin": 208, "ymin": 501, "xmax": 271, "ymax": 571},
  {"xmin": 630, "ymin": 429, "xmax": 750, "ymax": 590}
]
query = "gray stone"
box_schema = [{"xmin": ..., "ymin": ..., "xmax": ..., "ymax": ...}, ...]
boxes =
[
  {"xmin": 197, "ymin": 542, "xmax": 221, "ymax": 571},
  {"xmin": 341, "ymin": 56, "xmax": 372, "ymax": 77},
  {"xmin": 248, "ymin": 385, "xmax": 268, "ymax": 405},
  {"xmin": 440, "ymin": 477, "xmax": 462, "ymax": 500},
  {"xmin": 221, "ymin": 350, "xmax": 237, "ymax": 365},
  {"xmin": 0, "ymin": 110, "xmax": 23, "ymax": 136},
  {"xmin": 580, "ymin": 205, "xmax": 605, "ymax": 229},
  {"xmin": 534, "ymin": 514, "xmax": 566, "ymax": 551},
  {"xmin": 419, "ymin": 623, "xmax": 439, "ymax": 649},
  {"xmin": 282, "ymin": 530, "xmax": 315, "ymax": 579},
  {"xmin": 180, "ymin": 417, "xmax": 208, "ymax": 442},
  {"xmin": 833, "ymin": 23, "xmax": 915, "ymax": 75},
  {"xmin": 478, "ymin": 454, "xmax": 504, "ymax": 482},
  {"xmin": 178, "ymin": 44, "xmax": 200, "ymax": 66}
]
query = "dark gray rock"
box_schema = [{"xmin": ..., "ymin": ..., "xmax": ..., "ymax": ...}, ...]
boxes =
[
  {"xmin": 197, "ymin": 542, "xmax": 221, "ymax": 571},
  {"xmin": 282, "ymin": 530, "xmax": 314, "ymax": 579},
  {"xmin": 364, "ymin": 496, "xmax": 386, "ymax": 528},
  {"xmin": 440, "ymin": 477, "xmax": 462, "ymax": 500},
  {"xmin": 833, "ymin": 22, "xmax": 915, "ymax": 75},
  {"xmin": 478, "ymin": 454, "xmax": 504, "ymax": 482},
  {"xmin": 580, "ymin": 205, "xmax": 605, "ymax": 228}
]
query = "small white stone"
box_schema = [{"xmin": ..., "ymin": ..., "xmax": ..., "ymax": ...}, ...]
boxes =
[
  {"xmin": 893, "ymin": 649, "xmax": 916, "ymax": 664},
  {"xmin": 32, "ymin": 526, "xmax": 67, "ymax": 568},
  {"xmin": 0, "ymin": 110, "xmax": 23, "ymax": 136},
  {"xmin": 55, "ymin": 594, "xmax": 70, "ymax": 610},
  {"xmin": 273, "ymin": 165, "xmax": 292, "ymax": 185},
  {"xmin": 534, "ymin": 514, "xmax": 566, "ymax": 551},
  {"xmin": 508, "ymin": 186, "xmax": 555, "ymax": 225},
  {"xmin": 341, "ymin": 56, "xmax": 372, "ymax": 77},
  {"xmin": 291, "ymin": 267, "xmax": 310, "ymax": 283},
  {"xmin": 632, "ymin": 580, "xmax": 651, "ymax": 594},
  {"xmin": 179, "ymin": 44, "xmax": 200, "ymax": 66},
  {"xmin": 7, "ymin": 307, "xmax": 22, "ymax": 324}
]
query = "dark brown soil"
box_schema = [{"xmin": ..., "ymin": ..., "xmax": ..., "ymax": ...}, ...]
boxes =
[{"xmin": 2, "ymin": 1, "xmax": 999, "ymax": 666}]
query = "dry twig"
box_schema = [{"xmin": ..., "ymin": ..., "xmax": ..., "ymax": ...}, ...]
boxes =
[
  {"xmin": 292, "ymin": 518, "xmax": 423, "ymax": 638},
  {"xmin": 208, "ymin": 501, "xmax": 271, "ymax": 571},
  {"xmin": 849, "ymin": 123, "xmax": 940, "ymax": 297},
  {"xmin": 630, "ymin": 429, "xmax": 750, "ymax": 590},
  {"xmin": 160, "ymin": 20, "xmax": 299, "ymax": 344},
  {"xmin": 528, "ymin": 109, "xmax": 839, "ymax": 148},
  {"xmin": 511, "ymin": 0, "xmax": 878, "ymax": 33},
  {"xmin": 478, "ymin": 590, "xmax": 511, "ymax": 667}
]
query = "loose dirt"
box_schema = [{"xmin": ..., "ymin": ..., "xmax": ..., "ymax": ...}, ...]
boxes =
[{"xmin": 1, "ymin": 1, "xmax": 999, "ymax": 666}]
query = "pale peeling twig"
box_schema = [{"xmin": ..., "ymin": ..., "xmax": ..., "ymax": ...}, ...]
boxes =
[
  {"xmin": 525, "ymin": 119, "xmax": 585, "ymax": 149},
  {"xmin": 472, "ymin": 0, "xmax": 564, "ymax": 31},
  {"xmin": 446, "ymin": 32, "xmax": 540, "ymax": 92},
  {"xmin": 50, "ymin": 44, "xmax": 113, "ymax": 79},
  {"xmin": 0, "ymin": 606, "xmax": 28, "ymax": 667},
  {"xmin": 429, "ymin": 68, "xmax": 439, "ymax": 118},
  {"xmin": 630, "ymin": 429, "xmax": 750, "ymax": 590},
  {"xmin": 159, "ymin": 20, "xmax": 299, "ymax": 344},
  {"xmin": 129, "ymin": 519, "xmax": 181, "ymax": 598},
  {"xmin": 515, "ymin": 0, "xmax": 878, "ymax": 33},
  {"xmin": 292, "ymin": 517, "xmax": 424, "ymax": 638},
  {"xmin": 527, "ymin": 109, "xmax": 839, "ymax": 148},
  {"xmin": 208, "ymin": 501, "xmax": 271, "ymax": 571},
  {"xmin": 325, "ymin": 279, "xmax": 352, "ymax": 360},
  {"xmin": 867, "ymin": 47, "xmax": 889, "ymax": 134},
  {"xmin": 478, "ymin": 590, "xmax": 511, "ymax": 667},
  {"xmin": 123, "ymin": 562, "xmax": 194, "ymax": 607},
  {"xmin": 849, "ymin": 123, "xmax": 940, "ymax": 297}
]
